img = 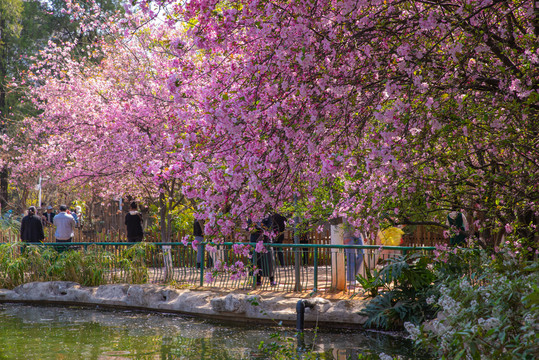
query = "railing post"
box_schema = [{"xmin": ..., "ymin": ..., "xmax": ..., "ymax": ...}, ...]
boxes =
[
  {"xmin": 252, "ymin": 249, "xmax": 258, "ymax": 289},
  {"xmin": 199, "ymin": 242, "xmax": 205, "ymax": 287},
  {"xmin": 313, "ymin": 246, "xmax": 318, "ymax": 292},
  {"xmin": 330, "ymin": 224, "xmax": 345, "ymax": 291},
  {"xmin": 293, "ymin": 195, "xmax": 301, "ymax": 292}
]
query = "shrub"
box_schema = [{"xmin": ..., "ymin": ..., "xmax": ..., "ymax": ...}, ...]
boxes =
[
  {"xmin": 359, "ymin": 253, "xmax": 438, "ymax": 330},
  {"xmin": 0, "ymin": 242, "xmax": 28, "ymax": 288},
  {"xmin": 407, "ymin": 247, "xmax": 539, "ymax": 360},
  {"xmin": 120, "ymin": 242, "xmax": 155, "ymax": 284},
  {"xmin": 0, "ymin": 243, "xmax": 153, "ymax": 288}
]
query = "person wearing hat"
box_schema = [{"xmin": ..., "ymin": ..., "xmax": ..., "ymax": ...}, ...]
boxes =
[
  {"xmin": 20, "ymin": 206, "xmax": 45, "ymax": 242},
  {"xmin": 43, "ymin": 205, "xmax": 55, "ymax": 226}
]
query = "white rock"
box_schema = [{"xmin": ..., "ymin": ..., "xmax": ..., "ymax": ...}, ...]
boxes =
[{"xmin": 2, "ymin": 281, "xmax": 369, "ymax": 326}]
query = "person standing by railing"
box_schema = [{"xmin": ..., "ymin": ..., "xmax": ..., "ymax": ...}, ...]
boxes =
[
  {"xmin": 74, "ymin": 206, "xmax": 83, "ymax": 228},
  {"xmin": 271, "ymin": 213, "xmax": 287, "ymax": 266},
  {"xmin": 42, "ymin": 206, "xmax": 55, "ymax": 227},
  {"xmin": 343, "ymin": 224, "xmax": 364, "ymax": 288},
  {"xmin": 194, "ymin": 219, "xmax": 213, "ymax": 268},
  {"xmin": 53, "ymin": 205, "xmax": 76, "ymax": 251},
  {"xmin": 249, "ymin": 217, "xmax": 276, "ymax": 286},
  {"xmin": 447, "ymin": 206, "xmax": 469, "ymax": 246},
  {"xmin": 20, "ymin": 206, "xmax": 45, "ymax": 243},
  {"xmin": 125, "ymin": 202, "xmax": 144, "ymax": 242}
]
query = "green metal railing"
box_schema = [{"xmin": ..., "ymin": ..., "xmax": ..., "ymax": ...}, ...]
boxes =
[{"xmin": 8, "ymin": 242, "xmax": 436, "ymax": 293}]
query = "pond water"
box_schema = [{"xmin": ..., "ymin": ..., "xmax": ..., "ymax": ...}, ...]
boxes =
[{"xmin": 0, "ymin": 303, "xmax": 425, "ymax": 359}]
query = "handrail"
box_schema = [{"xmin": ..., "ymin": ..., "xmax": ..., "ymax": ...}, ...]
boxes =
[{"xmin": 21, "ymin": 241, "xmax": 436, "ymax": 251}]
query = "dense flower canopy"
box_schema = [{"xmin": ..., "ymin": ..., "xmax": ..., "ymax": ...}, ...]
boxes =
[
  {"xmin": 160, "ymin": 0, "xmax": 538, "ymax": 242},
  {"xmin": 7, "ymin": 0, "xmax": 539, "ymax": 247}
]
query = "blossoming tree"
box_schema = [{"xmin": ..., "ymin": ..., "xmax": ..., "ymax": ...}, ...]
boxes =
[
  {"xmin": 10, "ymin": 0, "xmax": 539, "ymax": 255},
  {"xmin": 149, "ymin": 0, "xmax": 538, "ymax": 251},
  {"xmin": 9, "ymin": 6, "xmax": 203, "ymax": 247}
]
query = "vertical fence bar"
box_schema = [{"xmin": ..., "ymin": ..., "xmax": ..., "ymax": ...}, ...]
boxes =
[
  {"xmin": 293, "ymin": 195, "xmax": 301, "ymax": 292},
  {"xmin": 313, "ymin": 247, "xmax": 318, "ymax": 292},
  {"xmin": 252, "ymin": 249, "xmax": 257, "ymax": 289},
  {"xmin": 199, "ymin": 243, "xmax": 205, "ymax": 287}
]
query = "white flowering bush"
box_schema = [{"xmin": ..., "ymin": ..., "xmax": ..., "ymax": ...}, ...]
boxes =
[{"xmin": 409, "ymin": 247, "xmax": 539, "ymax": 359}]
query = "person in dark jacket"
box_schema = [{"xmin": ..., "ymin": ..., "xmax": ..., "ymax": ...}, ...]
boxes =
[
  {"xmin": 251, "ymin": 217, "xmax": 276, "ymax": 286},
  {"xmin": 447, "ymin": 207, "xmax": 468, "ymax": 246},
  {"xmin": 125, "ymin": 202, "xmax": 144, "ymax": 242},
  {"xmin": 42, "ymin": 206, "xmax": 55, "ymax": 226},
  {"xmin": 271, "ymin": 213, "xmax": 287, "ymax": 266},
  {"xmin": 194, "ymin": 219, "xmax": 213, "ymax": 268},
  {"xmin": 20, "ymin": 206, "xmax": 45, "ymax": 242}
]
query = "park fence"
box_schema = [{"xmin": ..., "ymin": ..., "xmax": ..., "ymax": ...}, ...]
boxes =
[
  {"xmin": 0, "ymin": 241, "xmax": 435, "ymax": 294},
  {"xmin": 1, "ymin": 223, "xmax": 447, "ymax": 250}
]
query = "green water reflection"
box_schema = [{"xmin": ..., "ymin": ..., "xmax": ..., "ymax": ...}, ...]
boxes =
[{"xmin": 0, "ymin": 304, "xmax": 420, "ymax": 359}]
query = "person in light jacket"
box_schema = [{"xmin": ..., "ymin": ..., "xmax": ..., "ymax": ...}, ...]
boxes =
[{"xmin": 53, "ymin": 205, "xmax": 76, "ymax": 243}]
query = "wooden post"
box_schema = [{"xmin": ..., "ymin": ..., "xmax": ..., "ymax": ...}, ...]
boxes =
[{"xmin": 330, "ymin": 224, "xmax": 345, "ymax": 291}]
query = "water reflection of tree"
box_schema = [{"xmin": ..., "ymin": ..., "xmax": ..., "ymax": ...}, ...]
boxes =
[
  {"xmin": 0, "ymin": 305, "xmax": 431, "ymax": 359},
  {"xmin": 161, "ymin": 335, "xmax": 248, "ymax": 360}
]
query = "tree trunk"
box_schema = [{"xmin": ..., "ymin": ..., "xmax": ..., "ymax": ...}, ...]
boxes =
[
  {"xmin": 159, "ymin": 191, "xmax": 173, "ymax": 281},
  {"xmin": 0, "ymin": 167, "xmax": 7, "ymax": 211}
]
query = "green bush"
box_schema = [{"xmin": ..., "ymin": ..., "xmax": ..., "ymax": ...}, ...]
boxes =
[
  {"xmin": 0, "ymin": 243, "xmax": 28, "ymax": 288},
  {"xmin": 359, "ymin": 253, "xmax": 438, "ymax": 330},
  {"xmin": 407, "ymin": 247, "xmax": 539, "ymax": 360},
  {"xmin": 0, "ymin": 242, "xmax": 152, "ymax": 288},
  {"xmin": 80, "ymin": 245, "xmax": 114, "ymax": 286},
  {"xmin": 119, "ymin": 242, "xmax": 155, "ymax": 284},
  {"xmin": 23, "ymin": 244, "xmax": 57, "ymax": 282}
]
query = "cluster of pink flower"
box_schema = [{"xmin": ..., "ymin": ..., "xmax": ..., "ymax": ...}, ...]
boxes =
[{"xmin": 5, "ymin": 0, "xmax": 537, "ymax": 252}]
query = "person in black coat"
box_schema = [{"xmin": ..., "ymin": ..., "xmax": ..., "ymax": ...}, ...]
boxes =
[
  {"xmin": 20, "ymin": 206, "xmax": 45, "ymax": 242},
  {"xmin": 256, "ymin": 217, "xmax": 276, "ymax": 286},
  {"xmin": 125, "ymin": 202, "xmax": 144, "ymax": 242},
  {"xmin": 271, "ymin": 213, "xmax": 287, "ymax": 266}
]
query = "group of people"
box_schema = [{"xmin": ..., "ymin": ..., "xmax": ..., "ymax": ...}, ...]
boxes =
[
  {"xmin": 42, "ymin": 205, "xmax": 82, "ymax": 228},
  {"xmin": 20, "ymin": 201, "xmax": 144, "ymax": 244},
  {"xmin": 20, "ymin": 204, "xmax": 81, "ymax": 243},
  {"xmin": 20, "ymin": 200, "xmax": 466, "ymax": 290},
  {"xmin": 192, "ymin": 213, "xmax": 288, "ymax": 286},
  {"xmin": 191, "ymin": 213, "xmax": 369, "ymax": 288}
]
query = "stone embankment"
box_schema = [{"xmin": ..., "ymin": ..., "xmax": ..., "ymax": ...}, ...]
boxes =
[{"xmin": 0, "ymin": 282, "xmax": 368, "ymax": 328}]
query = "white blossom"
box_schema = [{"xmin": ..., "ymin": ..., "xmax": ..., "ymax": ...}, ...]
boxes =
[
  {"xmin": 523, "ymin": 313, "xmax": 535, "ymax": 325},
  {"xmin": 404, "ymin": 322, "xmax": 421, "ymax": 340},
  {"xmin": 438, "ymin": 294, "xmax": 461, "ymax": 316},
  {"xmin": 460, "ymin": 279, "xmax": 471, "ymax": 290},
  {"xmin": 379, "ymin": 353, "xmax": 393, "ymax": 360},
  {"xmin": 477, "ymin": 317, "xmax": 500, "ymax": 331}
]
